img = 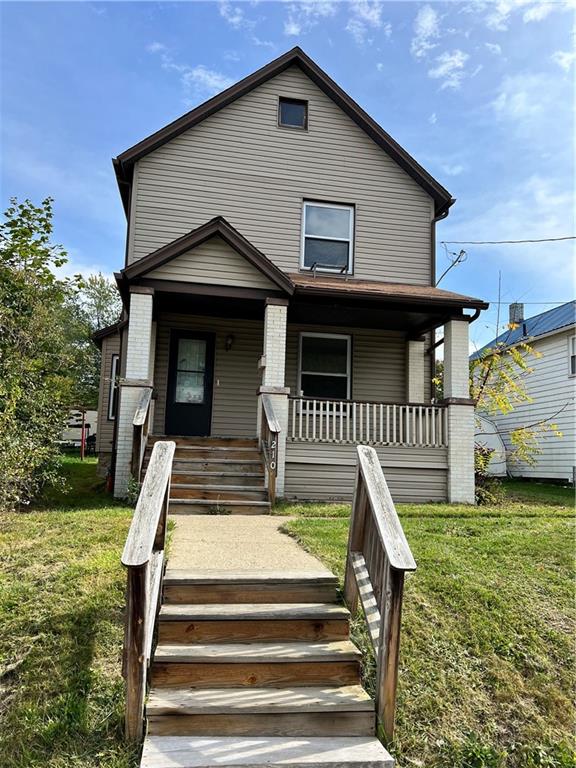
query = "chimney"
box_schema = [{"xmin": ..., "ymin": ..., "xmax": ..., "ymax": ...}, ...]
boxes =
[{"xmin": 509, "ymin": 303, "xmax": 524, "ymax": 325}]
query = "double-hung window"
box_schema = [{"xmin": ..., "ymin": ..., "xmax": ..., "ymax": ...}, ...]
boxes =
[
  {"xmin": 569, "ymin": 336, "xmax": 576, "ymax": 376},
  {"xmin": 301, "ymin": 201, "xmax": 354, "ymax": 274},
  {"xmin": 299, "ymin": 333, "xmax": 351, "ymax": 400},
  {"xmin": 108, "ymin": 354, "xmax": 119, "ymax": 420}
]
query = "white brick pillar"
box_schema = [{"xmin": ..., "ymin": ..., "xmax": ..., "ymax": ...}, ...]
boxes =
[
  {"xmin": 114, "ymin": 287, "xmax": 154, "ymax": 498},
  {"xmin": 259, "ymin": 298, "xmax": 289, "ymax": 497},
  {"xmin": 406, "ymin": 339, "xmax": 425, "ymax": 402},
  {"xmin": 443, "ymin": 318, "xmax": 475, "ymax": 503}
]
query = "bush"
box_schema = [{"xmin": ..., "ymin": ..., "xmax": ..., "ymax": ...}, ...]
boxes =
[{"xmin": 475, "ymin": 443, "xmax": 505, "ymax": 505}]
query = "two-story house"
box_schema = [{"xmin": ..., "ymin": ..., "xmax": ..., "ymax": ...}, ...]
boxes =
[{"xmin": 95, "ymin": 47, "xmax": 488, "ymax": 507}]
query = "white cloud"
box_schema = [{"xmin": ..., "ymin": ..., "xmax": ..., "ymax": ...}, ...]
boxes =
[
  {"xmin": 284, "ymin": 17, "xmax": 301, "ymax": 35},
  {"xmin": 147, "ymin": 44, "xmax": 234, "ymax": 103},
  {"xmin": 345, "ymin": 0, "xmax": 390, "ymax": 45},
  {"xmin": 376, "ymin": 62, "xmax": 384, "ymax": 72},
  {"xmin": 441, "ymin": 162, "xmax": 465, "ymax": 176},
  {"xmin": 429, "ymin": 112, "xmax": 438, "ymax": 124},
  {"xmin": 551, "ymin": 49, "xmax": 576, "ymax": 71},
  {"xmin": 411, "ymin": 5, "xmax": 440, "ymax": 59},
  {"xmin": 475, "ymin": 0, "xmax": 573, "ymax": 31},
  {"xmin": 492, "ymin": 73, "xmax": 548, "ymax": 120},
  {"xmin": 485, "ymin": 42, "xmax": 502, "ymax": 55},
  {"xmin": 219, "ymin": 1, "xmax": 247, "ymax": 29},
  {"xmin": 283, "ymin": 1, "xmax": 337, "ymax": 37},
  {"xmin": 428, "ymin": 49, "xmax": 470, "ymax": 89}
]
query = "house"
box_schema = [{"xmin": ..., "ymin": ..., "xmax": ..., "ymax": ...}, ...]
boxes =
[
  {"xmin": 94, "ymin": 46, "xmax": 488, "ymax": 505},
  {"xmin": 473, "ymin": 301, "xmax": 576, "ymax": 483}
]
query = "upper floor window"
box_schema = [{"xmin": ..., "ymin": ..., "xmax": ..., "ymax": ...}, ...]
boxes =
[
  {"xmin": 570, "ymin": 336, "xmax": 576, "ymax": 376},
  {"xmin": 278, "ymin": 97, "xmax": 308, "ymax": 129},
  {"xmin": 301, "ymin": 201, "xmax": 354, "ymax": 274},
  {"xmin": 108, "ymin": 354, "xmax": 119, "ymax": 420}
]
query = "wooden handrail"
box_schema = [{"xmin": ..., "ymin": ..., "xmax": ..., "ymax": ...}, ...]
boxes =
[
  {"xmin": 122, "ymin": 440, "xmax": 175, "ymax": 742},
  {"xmin": 260, "ymin": 394, "xmax": 281, "ymax": 505},
  {"xmin": 343, "ymin": 445, "xmax": 416, "ymax": 743},
  {"xmin": 131, "ymin": 387, "xmax": 153, "ymax": 483}
]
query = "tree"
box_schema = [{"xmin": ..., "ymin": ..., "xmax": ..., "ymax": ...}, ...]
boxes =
[{"xmin": 0, "ymin": 197, "xmax": 79, "ymax": 509}]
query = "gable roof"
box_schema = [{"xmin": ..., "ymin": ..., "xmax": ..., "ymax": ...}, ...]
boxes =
[
  {"xmin": 120, "ymin": 216, "xmax": 295, "ymax": 295},
  {"xmin": 470, "ymin": 300, "xmax": 576, "ymax": 360},
  {"xmin": 113, "ymin": 47, "xmax": 454, "ymax": 217}
]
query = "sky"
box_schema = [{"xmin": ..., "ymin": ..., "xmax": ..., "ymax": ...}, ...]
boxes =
[{"xmin": 1, "ymin": 0, "xmax": 575, "ymax": 350}]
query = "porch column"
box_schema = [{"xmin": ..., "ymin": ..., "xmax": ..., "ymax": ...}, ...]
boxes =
[
  {"xmin": 259, "ymin": 298, "xmax": 289, "ymax": 497},
  {"xmin": 443, "ymin": 318, "xmax": 475, "ymax": 504},
  {"xmin": 406, "ymin": 339, "xmax": 425, "ymax": 402},
  {"xmin": 114, "ymin": 287, "xmax": 154, "ymax": 498}
]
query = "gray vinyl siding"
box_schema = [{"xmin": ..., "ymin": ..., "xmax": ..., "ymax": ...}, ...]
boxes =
[
  {"xmin": 286, "ymin": 324, "xmax": 407, "ymax": 402},
  {"xmin": 146, "ymin": 235, "xmax": 276, "ymax": 290},
  {"xmin": 129, "ymin": 65, "xmax": 434, "ymax": 284},
  {"xmin": 483, "ymin": 327, "xmax": 576, "ymax": 481},
  {"xmin": 152, "ymin": 313, "xmax": 263, "ymax": 437},
  {"xmin": 96, "ymin": 333, "xmax": 120, "ymax": 454},
  {"xmin": 285, "ymin": 443, "xmax": 448, "ymax": 503}
]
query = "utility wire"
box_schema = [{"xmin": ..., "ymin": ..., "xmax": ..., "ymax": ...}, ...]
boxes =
[{"xmin": 440, "ymin": 236, "xmax": 575, "ymax": 245}]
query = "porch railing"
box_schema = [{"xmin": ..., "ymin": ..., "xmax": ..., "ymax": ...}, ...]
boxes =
[
  {"xmin": 344, "ymin": 445, "xmax": 416, "ymax": 742},
  {"xmin": 260, "ymin": 394, "xmax": 281, "ymax": 505},
  {"xmin": 131, "ymin": 387, "xmax": 153, "ymax": 483},
  {"xmin": 289, "ymin": 397, "xmax": 447, "ymax": 447},
  {"xmin": 121, "ymin": 440, "xmax": 175, "ymax": 741}
]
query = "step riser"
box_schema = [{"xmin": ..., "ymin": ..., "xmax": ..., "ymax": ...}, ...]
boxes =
[
  {"xmin": 169, "ymin": 503, "xmax": 270, "ymax": 515},
  {"xmin": 152, "ymin": 661, "xmax": 361, "ymax": 689},
  {"xmin": 169, "ymin": 474, "xmax": 265, "ymax": 487},
  {"xmin": 163, "ymin": 585, "xmax": 339, "ymax": 605},
  {"xmin": 150, "ymin": 437, "xmax": 259, "ymax": 448},
  {"xmin": 158, "ymin": 619, "xmax": 349, "ymax": 644},
  {"xmin": 149, "ymin": 461, "xmax": 264, "ymax": 474},
  {"xmin": 170, "ymin": 488, "xmax": 268, "ymax": 502},
  {"xmin": 147, "ymin": 712, "xmax": 374, "ymax": 738},
  {"xmin": 170, "ymin": 449, "xmax": 262, "ymax": 461}
]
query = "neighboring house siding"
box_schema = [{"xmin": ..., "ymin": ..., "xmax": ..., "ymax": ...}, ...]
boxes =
[
  {"xmin": 483, "ymin": 328, "xmax": 576, "ymax": 481},
  {"xmin": 146, "ymin": 235, "xmax": 277, "ymax": 290},
  {"xmin": 285, "ymin": 324, "xmax": 407, "ymax": 401},
  {"xmin": 129, "ymin": 65, "xmax": 434, "ymax": 285},
  {"xmin": 96, "ymin": 333, "xmax": 120, "ymax": 455},
  {"xmin": 285, "ymin": 443, "xmax": 448, "ymax": 502},
  {"xmin": 152, "ymin": 313, "xmax": 263, "ymax": 437}
]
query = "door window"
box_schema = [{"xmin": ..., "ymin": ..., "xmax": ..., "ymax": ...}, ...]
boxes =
[{"xmin": 175, "ymin": 338, "xmax": 206, "ymax": 403}]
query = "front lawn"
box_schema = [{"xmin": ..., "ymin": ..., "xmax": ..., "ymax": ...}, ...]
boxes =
[
  {"xmin": 0, "ymin": 456, "xmax": 137, "ymax": 768},
  {"xmin": 281, "ymin": 485, "xmax": 575, "ymax": 768}
]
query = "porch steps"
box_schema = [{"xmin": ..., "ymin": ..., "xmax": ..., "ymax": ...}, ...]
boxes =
[
  {"xmin": 141, "ymin": 569, "xmax": 394, "ymax": 767},
  {"xmin": 143, "ymin": 436, "xmax": 270, "ymax": 514}
]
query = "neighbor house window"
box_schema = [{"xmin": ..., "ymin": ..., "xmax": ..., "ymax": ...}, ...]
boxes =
[
  {"xmin": 301, "ymin": 201, "xmax": 354, "ymax": 274},
  {"xmin": 299, "ymin": 333, "xmax": 351, "ymax": 400},
  {"xmin": 278, "ymin": 97, "xmax": 307, "ymax": 129},
  {"xmin": 108, "ymin": 354, "xmax": 119, "ymax": 420},
  {"xmin": 570, "ymin": 336, "xmax": 576, "ymax": 376}
]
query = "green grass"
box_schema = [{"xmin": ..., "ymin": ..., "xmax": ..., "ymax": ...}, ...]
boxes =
[
  {"xmin": 281, "ymin": 484, "xmax": 576, "ymax": 768},
  {"xmin": 0, "ymin": 456, "xmax": 138, "ymax": 768}
]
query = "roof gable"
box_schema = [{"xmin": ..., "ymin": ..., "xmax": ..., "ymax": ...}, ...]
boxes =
[
  {"xmin": 120, "ymin": 217, "xmax": 294, "ymax": 295},
  {"xmin": 114, "ymin": 47, "xmax": 453, "ymax": 217}
]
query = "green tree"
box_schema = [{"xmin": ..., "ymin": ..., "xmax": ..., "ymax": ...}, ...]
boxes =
[{"xmin": 0, "ymin": 197, "xmax": 79, "ymax": 509}]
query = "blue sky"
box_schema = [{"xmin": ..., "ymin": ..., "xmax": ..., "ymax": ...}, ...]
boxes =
[{"xmin": 1, "ymin": 0, "xmax": 574, "ymax": 349}]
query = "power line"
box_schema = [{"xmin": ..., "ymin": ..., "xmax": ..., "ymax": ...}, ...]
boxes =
[{"xmin": 440, "ymin": 236, "xmax": 575, "ymax": 245}]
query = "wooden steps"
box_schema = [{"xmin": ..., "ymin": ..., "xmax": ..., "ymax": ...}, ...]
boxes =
[
  {"xmin": 142, "ymin": 435, "xmax": 270, "ymax": 515},
  {"xmin": 141, "ymin": 568, "xmax": 394, "ymax": 767}
]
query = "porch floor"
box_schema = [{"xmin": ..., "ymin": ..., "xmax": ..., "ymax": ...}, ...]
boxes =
[{"xmin": 167, "ymin": 514, "xmax": 328, "ymax": 573}]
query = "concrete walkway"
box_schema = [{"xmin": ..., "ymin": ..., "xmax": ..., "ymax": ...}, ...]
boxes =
[{"xmin": 168, "ymin": 515, "xmax": 328, "ymax": 573}]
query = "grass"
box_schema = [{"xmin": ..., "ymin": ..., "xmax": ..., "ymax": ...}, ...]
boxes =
[
  {"xmin": 0, "ymin": 456, "xmax": 137, "ymax": 768},
  {"xmin": 280, "ymin": 483, "xmax": 575, "ymax": 768}
]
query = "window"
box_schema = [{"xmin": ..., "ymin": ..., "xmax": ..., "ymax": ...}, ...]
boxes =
[
  {"xmin": 299, "ymin": 333, "xmax": 351, "ymax": 400},
  {"xmin": 301, "ymin": 201, "xmax": 354, "ymax": 274},
  {"xmin": 570, "ymin": 336, "xmax": 576, "ymax": 376},
  {"xmin": 278, "ymin": 97, "xmax": 307, "ymax": 129},
  {"xmin": 175, "ymin": 338, "xmax": 207, "ymax": 403},
  {"xmin": 108, "ymin": 354, "xmax": 119, "ymax": 420}
]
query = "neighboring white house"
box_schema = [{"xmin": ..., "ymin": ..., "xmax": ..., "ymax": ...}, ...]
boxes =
[{"xmin": 473, "ymin": 301, "xmax": 576, "ymax": 483}]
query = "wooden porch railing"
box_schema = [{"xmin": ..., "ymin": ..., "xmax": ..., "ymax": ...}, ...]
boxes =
[
  {"xmin": 344, "ymin": 445, "xmax": 417, "ymax": 742},
  {"xmin": 121, "ymin": 440, "xmax": 175, "ymax": 741},
  {"xmin": 289, "ymin": 397, "xmax": 446, "ymax": 447},
  {"xmin": 260, "ymin": 394, "xmax": 281, "ymax": 505},
  {"xmin": 131, "ymin": 387, "xmax": 153, "ymax": 483}
]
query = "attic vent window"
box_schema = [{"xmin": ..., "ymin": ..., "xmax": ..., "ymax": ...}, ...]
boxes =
[{"xmin": 278, "ymin": 97, "xmax": 308, "ymax": 129}]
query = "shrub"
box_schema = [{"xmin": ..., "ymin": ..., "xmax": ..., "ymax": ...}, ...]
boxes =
[{"xmin": 475, "ymin": 443, "xmax": 505, "ymax": 505}]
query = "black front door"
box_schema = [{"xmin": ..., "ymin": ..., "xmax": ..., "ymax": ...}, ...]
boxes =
[{"xmin": 166, "ymin": 331, "xmax": 215, "ymax": 436}]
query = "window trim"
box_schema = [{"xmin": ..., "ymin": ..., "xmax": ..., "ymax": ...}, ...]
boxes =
[
  {"xmin": 278, "ymin": 96, "xmax": 308, "ymax": 130},
  {"xmin": 300, "ymin": 200, "xmax": 355, "ymax": 275},
  {"xmin": 569, "ymin": 335, "xmax": 576, "ymax": 377},
  {"xmin": 108, "ymin": 354, "xmax": 119, "ymax": 421},
  {"xmin": 298, "ymin": 332, "xmax": 352, "ymax": 400}
]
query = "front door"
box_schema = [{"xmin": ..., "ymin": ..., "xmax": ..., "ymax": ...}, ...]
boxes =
[{"xmin": 166, "ymin": 331, "xmax": 215, "ymax": 436}]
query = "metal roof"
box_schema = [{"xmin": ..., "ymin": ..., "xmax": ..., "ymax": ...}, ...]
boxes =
[{"xmin": 470, "ymin": 301, "xmax": 576, "ymax": 359}]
